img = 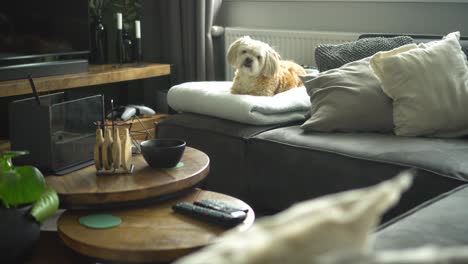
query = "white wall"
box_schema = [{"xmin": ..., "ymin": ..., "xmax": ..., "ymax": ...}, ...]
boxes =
[
  {"xmin": 216, "ymin": 1, "xmax": 468, "ymax": 35},
  {"xmin": 214, "ymin": 1, "xmax": 468, "ymax": 79}
]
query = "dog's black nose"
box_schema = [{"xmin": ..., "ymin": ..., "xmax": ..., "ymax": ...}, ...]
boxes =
[{"xmin": 243, "ymin": 57, "xmax": 253, "ymax": 67}]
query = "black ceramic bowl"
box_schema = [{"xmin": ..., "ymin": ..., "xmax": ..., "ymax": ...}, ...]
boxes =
[{"xmin": 140, "ymin": 139, "xmax": 186, "ymax": 168}]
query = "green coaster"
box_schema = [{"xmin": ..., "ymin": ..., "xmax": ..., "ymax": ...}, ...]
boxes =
[
  {"xmin": 79, "ymin": 214, "xmax": 122, "ymax": 229},
  {"xmin": 173, "ymin": 162, "xmax": 184, "ymax": 169}
]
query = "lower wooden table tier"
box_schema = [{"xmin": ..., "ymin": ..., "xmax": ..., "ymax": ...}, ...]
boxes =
[
  {"xmin": 57, "ymin": 189, "xmax": 255, "ymax": 263},
  {"xmin": 45, "ymin": 147, "xmax": 210, "ymax": 208}
]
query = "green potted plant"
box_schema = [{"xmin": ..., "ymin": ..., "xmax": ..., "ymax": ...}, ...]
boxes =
[
  {"xmin": 108, "ymin": 0, "xmax": 141, "ymax": 30},
  {"xmin": 0, "ymin": 151, "xmax": 59, "ymax": 264},
  {"xmin": 89, "ymin": 0, "xmax": 141, "ymax": 31},
  {"xmin": 89, "ymin": 0, "xmax": 108, "ymax": 18}
]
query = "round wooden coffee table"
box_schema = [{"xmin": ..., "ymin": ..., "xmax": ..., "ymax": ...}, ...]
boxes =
[
  {"xmin": 57, "ymin": 189, "xmax": 255, "ymax": 263},
  {"xmin": 46, "ymin": 147, "xmax": 209, "ymax": 208}
]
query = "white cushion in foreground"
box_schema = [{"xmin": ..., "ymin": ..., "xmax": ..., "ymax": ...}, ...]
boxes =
[{"xmin": 174, "ymin": 172, "xmax": 413, "ymax": 264}]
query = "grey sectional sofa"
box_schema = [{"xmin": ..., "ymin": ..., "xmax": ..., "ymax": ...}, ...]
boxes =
[
  {"xmin": 157, "ymin": 113, "xmax": 468, "ymax": 221},
  {"xmin": 373, "ymin": 184, "xmax": 468, "ymax": 250},
  {"xmin": 156, "ymin": 34, "xmax": 468, "ymax": 248}
]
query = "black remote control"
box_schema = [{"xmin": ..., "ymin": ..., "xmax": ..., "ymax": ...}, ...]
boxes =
[
  {"xmin": 172, "ymin": 202, "xmax": 246, "ymax": 227},
  {"xmin": 194, "ymin": 199, "xmax": 248, "ymax": 215}
]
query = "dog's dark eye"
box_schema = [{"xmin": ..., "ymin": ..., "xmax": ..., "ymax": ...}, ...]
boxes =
[
  {"xmin": 241, "ymin": 50, "xmax": 247, "ymax": 54},
  {"xmin": 257, "ymin": 56, "xmax": 261, "ymax": 60}
]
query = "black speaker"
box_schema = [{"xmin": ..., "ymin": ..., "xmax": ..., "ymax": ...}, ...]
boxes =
[{"xmin": 0, "ymin": 60, "xmax": 88, "ymax": 81}]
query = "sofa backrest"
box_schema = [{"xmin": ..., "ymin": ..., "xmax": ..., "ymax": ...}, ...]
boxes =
[{"xmin": 359, "ymin": 33, "xmax": 468, "ymax": 57}]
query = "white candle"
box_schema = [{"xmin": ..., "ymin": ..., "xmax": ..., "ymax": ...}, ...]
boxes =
[
  {"xmin": 135, "ymin": 20, "xmax": 141, "ymax": 39},
  {"xmin": 116, "ymin": 13, "xmax": 122, "ymax": 30}
]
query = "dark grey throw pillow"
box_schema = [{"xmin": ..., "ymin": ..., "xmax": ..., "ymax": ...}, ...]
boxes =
[
  {"xmin": 315, "ymin": 36, "xmax": 414, "ymax": 72},
  {"xmin": 301, "ymin": 58, "xmax": 393, "ymax": 133}
]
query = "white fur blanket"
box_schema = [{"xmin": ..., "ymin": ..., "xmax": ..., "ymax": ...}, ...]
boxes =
[{"xmin": 167, "ymin": 82, "xmax": 311, "ymax": 125}]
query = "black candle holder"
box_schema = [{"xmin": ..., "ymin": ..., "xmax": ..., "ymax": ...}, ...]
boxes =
[
  {"xmin": 134, "ymin": 38, "xmax": 142, "ymax": 63},
  {"xmin": 116, "ymin": 28, "xmax": 124, "ymax": 65}
]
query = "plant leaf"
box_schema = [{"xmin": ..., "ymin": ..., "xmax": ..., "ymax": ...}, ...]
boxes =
[
  {"xmin": 30, "ymin": 188, "xmax": 59, "ymax": 223},
  {"xmin": 0, "ymin": 151, "xmax": 29, "ymax": 172},
  {"xmin": 0, "ymin": 174, "xmax": 8, "ymax": 208},
  {"xmin": 0, "ymin": 166, "xmax": 45, "ymax": 207}
]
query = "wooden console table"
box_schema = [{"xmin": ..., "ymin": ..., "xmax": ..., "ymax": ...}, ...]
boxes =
[
  {"xmin": 0, "ymin": 63, "xmax": 171, "ymax": 98},
  {"xmin": 0, "ymin": 63, "xmax": 171, "ymax": 152}
]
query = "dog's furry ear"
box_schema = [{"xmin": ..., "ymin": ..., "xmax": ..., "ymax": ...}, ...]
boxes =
[
  {"xmin": 263, "ymin": 48, "xmax": 280, "ymax": 77},
  {"xmin": 227, "ymin": 36, "xmax": 251, "ymax": 67}
]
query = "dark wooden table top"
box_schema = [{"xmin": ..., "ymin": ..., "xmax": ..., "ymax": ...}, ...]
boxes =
[{"xmin": 45, "ymin": 147, "xmax": 210, "ymax": 208}]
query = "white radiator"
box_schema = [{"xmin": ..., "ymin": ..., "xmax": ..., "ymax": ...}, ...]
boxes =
[{"xmin": 224, "ymin": 27, "xmax": 360, "ymax": 81}]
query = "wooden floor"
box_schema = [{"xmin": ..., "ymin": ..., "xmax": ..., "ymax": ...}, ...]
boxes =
[{"xmin": 24, "ymin": 231, "xmax": 89, "ymax": 264}]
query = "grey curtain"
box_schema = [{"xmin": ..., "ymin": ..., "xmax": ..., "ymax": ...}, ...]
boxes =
[{"xmin": 142, "ymin": 0, "xmax": 222, "ymax": 84}]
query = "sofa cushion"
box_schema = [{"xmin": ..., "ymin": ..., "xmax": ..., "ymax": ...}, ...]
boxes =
[
  {"xmin": 370, "ymin": 32, "xmax": 468, "ymax": 137},
  {"xmin": 359, "ymin": 33, "xmax": 468, "ymax": 57},
  {"xmin": 247, "ymin": 126, "xmax": 467, "ymax": 217},
  {"xmin": 167, "ymin": 82, "xmax": 311, "ymax": 125},
  {"xmin": 156, "ymin": 113, "xmax": 301, "ymax": 202},
  {"xmin": 300, "ymin": 57, "xmax": 393, "ymax": 133},
  {"xmin": 156, "ymin": 112, "xmax": 290, "ymax": 140},
  {"xmin": 315, "ymin": 36, "xmax": 414, "ymax": 72},
  {"xmin": 373, "ymin": 184, "xmax": 468, "ymax": 250}
]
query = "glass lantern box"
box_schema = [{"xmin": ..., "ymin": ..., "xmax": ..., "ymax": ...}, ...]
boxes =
[{"xmin": 9, "ymin": 92, "xmax": 103, "ymax": 175}]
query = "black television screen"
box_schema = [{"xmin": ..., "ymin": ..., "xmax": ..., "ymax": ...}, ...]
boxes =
[{"xmin": 0, "ymin": 0, "xmax": 89, "ymax": 63}]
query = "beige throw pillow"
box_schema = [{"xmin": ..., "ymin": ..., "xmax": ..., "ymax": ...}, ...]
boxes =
[
  {"xmin": 174, "ymin": 172, "xmax": 413, "ymax": 264},
  {"xmin": 301, "ymin": 58, "xmax": 393, "ymax": 133},
  {"xmin": 370, "ymin": 32, "xmax": 468, "ymax": 137}
]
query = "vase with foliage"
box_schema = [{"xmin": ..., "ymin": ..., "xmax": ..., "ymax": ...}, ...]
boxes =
[
  {"xmin": 89, "ymin": 0, "xmax": 109, "ymax": 64},
  {"xmin": 90, "ymin": 15, "xmax": 108, "ymax": 64},
  {"xmin": 0, "ymin": 151, "xmax": 59, "ymax": 264},
  {"xmin": 108, "ymin": 0, "xmax": 142, "ymax": 32},
  {"xmin": 89, "ymin": 0, "xmax": 141, "ymax": 63}
]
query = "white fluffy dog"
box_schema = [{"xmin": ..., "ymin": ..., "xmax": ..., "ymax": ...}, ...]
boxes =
[{"xmin": 227, "ymin": 36, "xmax": 306, "ymax": 96}]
